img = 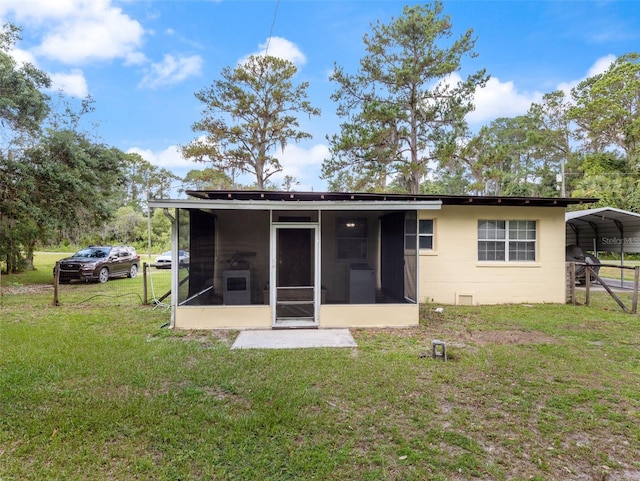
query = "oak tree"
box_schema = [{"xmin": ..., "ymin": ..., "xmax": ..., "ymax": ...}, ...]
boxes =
[{"xmin": 0, "ymin": 23, "xmax": 51, "ymax": 272}]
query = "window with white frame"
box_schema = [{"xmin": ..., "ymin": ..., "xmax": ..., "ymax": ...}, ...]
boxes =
[
  {"xmin": 419, "ymin": 219, "xmax": 434, "ymax": 250},
  {"xmin": 478, "ymin": 220, "xmax": 536, "ymax": 262},
  {"xmin": 336, "ymin": 217, "xmax": 368, "ymax": 260}
]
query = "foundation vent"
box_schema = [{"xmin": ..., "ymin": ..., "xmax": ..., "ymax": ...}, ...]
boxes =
[{"xmin": 456, "ymin": 294, "xmax": 474, "ymax": 306}]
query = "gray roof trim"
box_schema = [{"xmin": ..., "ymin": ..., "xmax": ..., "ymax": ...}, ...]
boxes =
[
  {"xmin": 184, "ymin": 189, "xmax": 596, "ymax": 207},
  {"xmin": 149, "ymin": 198, "xmax": 443, "ymax": 211}
]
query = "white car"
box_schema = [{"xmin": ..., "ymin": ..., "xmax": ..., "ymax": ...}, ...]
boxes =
[{"xmin": 154, "ymin": 250, "xmax": 189, "ymax": 269}]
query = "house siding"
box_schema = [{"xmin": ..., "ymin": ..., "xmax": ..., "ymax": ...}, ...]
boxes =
[
  {"xmin": 320, "ymin": 303, "xmax": 418, "ymax": 328},
  {"xmin": 419, "ymin": 205, "xmax": 566, "ymax": 305},
  {"xmin": 175, "ymin": 305, "xmax": 272, "ymax": 330}
]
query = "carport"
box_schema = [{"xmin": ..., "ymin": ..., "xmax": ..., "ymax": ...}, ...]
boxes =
[
  {"xmin": 566, "ymin": 207, "xmax": 640, "ymax": 312},
  {"xmin": 566, "ymin": 207, "xmax": 640, "ymax": 258}
]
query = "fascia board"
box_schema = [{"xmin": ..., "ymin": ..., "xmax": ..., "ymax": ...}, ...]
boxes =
[{"xmin": 149, "ymin": 199, "xmax": 443, "ymax": 211}]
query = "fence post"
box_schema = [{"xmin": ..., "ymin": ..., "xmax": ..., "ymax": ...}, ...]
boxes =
[
  {"xmin": 53, "ymin": 261, "xmax": 60, "ymax": 306},
  {"xmin": 585, "ymin": 265, "xmax": 590, "ymax": 306},
  {"xmin": 143, "ymin": 262, "xmax": 148, "ymax": 305},
  {"xmin": 569, "ymin": 262, "xmax": 576, "ymax": 305}
]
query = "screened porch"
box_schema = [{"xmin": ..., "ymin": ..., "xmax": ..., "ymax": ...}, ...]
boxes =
[{"xmin": 175, "ymin": 207, "xmax": 420, "ymax": 326}]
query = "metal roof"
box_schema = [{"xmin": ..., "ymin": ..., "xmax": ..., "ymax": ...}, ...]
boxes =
[
  {"xmin": 566, "ymin": 207, "xmax": 640, "ymax": 254},
  {"xmin": 566, "ymin": 207, "xmax": 640, "ymax": 223},
  {"xmin": 184, "ymin": 190, "xmax": 596, "ymax": 207}
]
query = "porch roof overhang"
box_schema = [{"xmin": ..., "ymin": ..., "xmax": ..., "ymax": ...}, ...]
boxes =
[
  {"xmin": 150, "ymin": 195, "xmax": 442, "ymax": 211},
  {"xmin": 150, "ymin": 190, "xmax": 596, "ymax": 211},
  {"xmin": 149, "ymin": 198, "xmax": 442, "ymax": 211}
]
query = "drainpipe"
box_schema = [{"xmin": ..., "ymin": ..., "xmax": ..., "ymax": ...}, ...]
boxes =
[{"xmin": 162, "ymin": 208, "xmax": 176, "ymax": 329}]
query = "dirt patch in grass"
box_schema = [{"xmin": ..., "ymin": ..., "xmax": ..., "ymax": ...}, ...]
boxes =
[
  {"xmin": 1, "ymin": 283, "xmax": 53, "ymax": 295},
  {"xmin": 457, "ymin": 329, "xmax": 557, "ymax": 346},
  {"xmin": 354, "ymin": 326, "xmax": 556, "ymax": 347},
  {"xmin": 176, "ymin": 329, "xmax": 239, "ymax": 347}
]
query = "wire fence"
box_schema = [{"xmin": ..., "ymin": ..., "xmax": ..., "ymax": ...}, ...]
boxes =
[
  {"xmin": 51, "ymin": 262, "xmax": 172, "ymax": 308},
  {"xmin": 566, "ymin": 261, "xmax": 640, "ymax": 314}
]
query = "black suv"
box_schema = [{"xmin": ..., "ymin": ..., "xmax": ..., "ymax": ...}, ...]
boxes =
[{"xmin": 56, "ymin": 246, "xmax": 140, "ymax": 284}]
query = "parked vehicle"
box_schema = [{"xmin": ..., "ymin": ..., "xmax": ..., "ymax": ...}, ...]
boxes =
[
  {"xmin": 566, "ymin": 244, "xmax": 601, "ymax": 284},
  {"xmin": 56, "ymin": 246, "xmax": 140, "ymax": 283},
  {"xmin": 153, "ymin": 250, "xmax": 190, "ymax": 269}
]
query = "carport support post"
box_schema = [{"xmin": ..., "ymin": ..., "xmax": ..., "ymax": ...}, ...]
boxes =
[{"xmin": 614, "ymin": 219, "xmax": 625, "ymax": 287}]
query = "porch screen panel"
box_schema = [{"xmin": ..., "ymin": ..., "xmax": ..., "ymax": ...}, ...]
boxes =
[
  {"xmin": 182, "ymin": 209, "xmax": 216, "ymax": 304},
  {"xmin": 380, "ymin": 212, "xmax": 405, "ymax": 302},
  {"xmin": 217, "ymin": 210, "xmax": 270, "ymax": 305},
  {"xmin": 404, "ymin": 211, "xmax": 417, "ymax": 303}
]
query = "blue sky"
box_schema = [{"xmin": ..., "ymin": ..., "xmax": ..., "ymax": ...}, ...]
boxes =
[{"xmin": 2, "ymin": 0, "xmax": 639, "ymax": 193}]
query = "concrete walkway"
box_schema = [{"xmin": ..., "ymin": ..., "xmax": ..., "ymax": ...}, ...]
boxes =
[{"xmin": 231, "ymin": 329, "xmax": 357, "ymax": 349}]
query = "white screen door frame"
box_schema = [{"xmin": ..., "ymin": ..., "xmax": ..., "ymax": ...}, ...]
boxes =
[{"xmin": 270, "ymin": 223, "xmax": 320, "ymax": 327}]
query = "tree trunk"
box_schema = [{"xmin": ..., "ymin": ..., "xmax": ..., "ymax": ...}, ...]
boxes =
[
  {"xmin": 255, "ymin": 160, "xmax": 265, "ymax": 189},
  {"xmin": 410, "ymin": 170, "xmax": 421, "ymax": 195},
  {"xmin": 25, "ymin": 240, "xmax": 36, "ymax": 271}
]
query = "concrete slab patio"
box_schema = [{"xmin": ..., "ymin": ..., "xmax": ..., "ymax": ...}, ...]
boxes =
[{"xmin": 231, "ymin": 329, "xmax": 357, "ymax": 349}]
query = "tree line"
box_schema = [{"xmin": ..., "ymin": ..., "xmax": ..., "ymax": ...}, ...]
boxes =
[
  {"xmin": 0, "ymin": 25, "xmax": 176, "ymax": 272},
  {"xmin": 184, "ymin": 2, "xmax": 639, "ymax": 204},
  {"xmin": 2, "ymin": 2, "xmax": 640, "ymax": 273}
]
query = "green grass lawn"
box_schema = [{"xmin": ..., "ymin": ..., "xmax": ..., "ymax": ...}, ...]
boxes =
[{"xmin": 1, "ymin": 257, "xmax": 640, "ymax": 480}]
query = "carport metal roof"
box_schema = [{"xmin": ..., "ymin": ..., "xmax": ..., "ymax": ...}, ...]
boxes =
[{"xmin": 566, "ymin": 207, "xmax": 640, "ymax": 254}]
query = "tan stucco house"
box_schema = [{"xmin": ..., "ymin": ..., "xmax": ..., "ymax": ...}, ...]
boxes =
[{"xmin": 150, "ymin": 190, "xmax": 593, "ymax": 330}]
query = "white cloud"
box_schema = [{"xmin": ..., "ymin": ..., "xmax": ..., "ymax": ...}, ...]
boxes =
[
  {"xmin": 35, "ymin": 12, "xmax": 145, "ymax": 65},
  {"xmin": 8, "ymin": 47, "xmax": 37, "ymax": 66},
  {"xmin": 127, "ymin": 145, "xmax": 193, "ymax": 170},
  {"xmin": 468, "ymin": 76, "xmax": 543, "ymax": 125},
  {"xmin": 49, "ymin": 69, "xmax": 88, "ymax": 98},
  {"xmin": 272, "ymin": 143, "xmax": 329, "ymax": 189},
  {"xmin": 127, "ymin": 141, "xmax": 329, "ymax": 191},
  {"xmin": 6, "ymin": 36, "xmax": 88, "ymax": 98},
  {"xmin": 557, "ymin": 54, "xmax": 616, "ymax": 94},
  {"xmin": 0, "ymin": 0, "xmax": 80, "ymax": 21},
  {"xmin": 587, "ymin": 54, "xmax": 616, "ymax": 77},
  {"xmin": 138, "ymin": 54, "xmax": 203, "ymax": 89},
  {"xmin": 423, "ymin": 73, "xmax": 542, "ymax": 126},
  {"xmin": 466, "ymin": 54, "xmax": 618, "ymax": 126},
  {"xmin": 0, "ymin": 0, "xmax": 146, "ymax": 65},
  {"xmin": 242, "ymin": 36, "xmax": 307, "ymax": 66},
  {"xmin": 3, "ymin": 0, "xmax": 201, "ymax": 92}
]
